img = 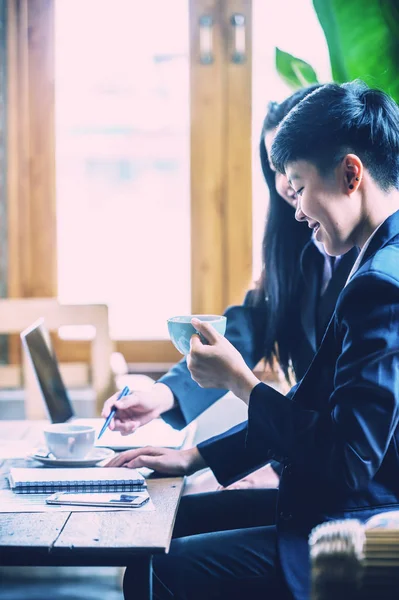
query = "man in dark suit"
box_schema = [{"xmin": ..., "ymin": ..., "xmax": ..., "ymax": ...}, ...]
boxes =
[
  {"xmin": 103, "ymin": 241, "xmax": 358, "ymax": 537},
  {"xmin": 115, "ymin": 82, "xmax": 399, "ymax": 600},
  {"xmin": 102, "ymin": 87, "xmax": 358, "ymax": 504}
]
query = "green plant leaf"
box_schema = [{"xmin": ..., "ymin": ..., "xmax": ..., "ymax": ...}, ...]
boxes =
[
  {"xmin": 275, "ymin": 48, "xmax": 320, "ymax": 90},
  {"xmin": 311, "ymin": 0, "xmax": 348, "ymax": 83},
  {"xmin": 313, "ymin": 0, "xmax": 399, "ymax": 102}
]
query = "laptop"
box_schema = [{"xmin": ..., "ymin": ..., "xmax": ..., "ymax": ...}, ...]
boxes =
[{"xmin": 20, "ymin": 319, "xmax": 188, "ymax": 450}]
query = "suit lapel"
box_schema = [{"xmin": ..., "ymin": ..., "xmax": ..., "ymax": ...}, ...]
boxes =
[
  {"xmin": 292, "ymin": 209, "xmax": 399, "ymax": 408},
  {"xmin": 316, "ymin": 247, "xmax": 358, "ymax": 345},
  {"xmin": 350, "ymin": 209, "xmax": 399, "ymax": 276},
  {"xmin": 292, "ymin": 309, "xmax": 336, "ymax": 409},
  {"xmin": 299, "ymin": 240, "xmax": 324, "ymax": 351}
]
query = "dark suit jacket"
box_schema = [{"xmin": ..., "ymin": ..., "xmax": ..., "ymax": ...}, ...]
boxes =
[
  {"xmin": 159, "ymin": 244, "xmax": 358, "ymax": 429},
  {"xmin": 198, "ymin": 209, "xmax": 399, "ymax": 600}
]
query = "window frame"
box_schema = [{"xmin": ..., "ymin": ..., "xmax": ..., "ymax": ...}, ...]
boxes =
[{"xmin": 5, "ymin": 0, "xmax": 252, "ymax": 366}]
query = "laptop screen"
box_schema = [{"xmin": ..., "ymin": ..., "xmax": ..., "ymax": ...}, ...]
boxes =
[{"xmin": 20, "ymin": 320, "xmax": 74, "ymax": 423}]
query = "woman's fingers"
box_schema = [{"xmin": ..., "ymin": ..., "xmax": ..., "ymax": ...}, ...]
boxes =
[
  {"xmin": 124, "ymin": 455, "xmax": 172, "ymax": 472},
  {"xmin": 105, "ymin": 446, "xmax": 162, "ymax": 467}
]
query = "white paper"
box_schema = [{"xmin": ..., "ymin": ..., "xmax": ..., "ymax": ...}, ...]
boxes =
[{"xmin": 0, "ymin": 441, "xmax": 34, "ymax": 459}]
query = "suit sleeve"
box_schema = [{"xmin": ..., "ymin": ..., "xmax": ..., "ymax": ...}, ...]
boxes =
[
  {"xmin": 197, "ymin": 423, "xmax": 282, "ymax": 486},
  {"xmin": 246, "ymin": 272, "xmax": 399, "ymax": 493},
  {"xmin": 159, "ymin": 290, "xmax": 268, "ymax": 428},
  {"xmin": 196, "ymin": 384, "xmax": 300, "ymax": 486}
]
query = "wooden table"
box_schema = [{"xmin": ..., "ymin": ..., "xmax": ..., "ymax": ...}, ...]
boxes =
[{"xmin": 0, "ymin": 421, "xmax": 185, "ymax": 599}]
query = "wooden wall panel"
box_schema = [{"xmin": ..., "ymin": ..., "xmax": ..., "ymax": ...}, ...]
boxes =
[
  {"xmin": 26, "ymin": 0, "xmax": 56, "ymax": 297},
  {"xmin": 190, "ymin": 0, "xmax": 225, "ymax": 315},
  {"xmin": 222, "ymin": 0, "xmax": 253, "ymax": 307},
  {"xmin": 6, "ymin": 0, "xmax": 55, "ymax": 363},
  {"xmin": 54, "ymin": 339, "xmax": 181, "ymax": 366},
  {"xmin": 7, "ymin": 0, "xmax": 55, "ymax": 300},
  {"xmin": 0, "ymin": 0, "xmax": 7, "ymax": 303},
  {"xmin": 0, "ymin": 0, "xmax": 8, "ymax": 361},
  {"xmin": 190, "ymin": 0, "xmax": 252, "ymax": 314},
  {"xmin": 7, "ymin": 0, "xmax": 29, "ymax": 302}
]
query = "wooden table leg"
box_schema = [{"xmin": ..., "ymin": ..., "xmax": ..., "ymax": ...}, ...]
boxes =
[{"xmin": 123, "ymin": 556, "xmax": 153, "ymax": 600}]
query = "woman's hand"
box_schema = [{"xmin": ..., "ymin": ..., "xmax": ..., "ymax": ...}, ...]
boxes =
[
  {"xmin": 105, "ymin": 446, "xmax": 206, "ymax": 476},
  {"xmin": 187, "ymin": 319, "xmax": 260, "ymax": 404},
  {"xmin": 101, "ymin": 383, "xmax": 175, "ymax": 435}
]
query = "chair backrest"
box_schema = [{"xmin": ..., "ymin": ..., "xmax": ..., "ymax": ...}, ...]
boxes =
[{"xmin": 0, "ymin": 298, "xmax": 115, "ymax": 419}]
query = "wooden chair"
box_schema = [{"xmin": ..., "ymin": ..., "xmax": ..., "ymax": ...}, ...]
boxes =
[{"xmin": 0, "ymin": 298, "xmax": 115, "ymax": 419}]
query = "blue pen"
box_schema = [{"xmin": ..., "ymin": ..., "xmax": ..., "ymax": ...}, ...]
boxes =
[{"xmin": 97, "ymin": 385, "xmax": 130, "ymax": 440}]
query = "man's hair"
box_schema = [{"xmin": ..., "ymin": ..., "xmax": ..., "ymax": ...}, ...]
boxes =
[
  {"xmin": 262, "ymin": 84, "xmax": 322, "ymax": 134},
  {"xmin": 271, "ymin": 81, "xmax": 399, "ymax": 191}
]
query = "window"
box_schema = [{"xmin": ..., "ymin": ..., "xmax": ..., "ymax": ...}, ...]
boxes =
[
  {"xmin": 7, "ymin": 0, "xmax": 254, "ymax": 363},
  {"xmin": 55, "ymin": 0, "xmax": 190, "ymax": 339}
]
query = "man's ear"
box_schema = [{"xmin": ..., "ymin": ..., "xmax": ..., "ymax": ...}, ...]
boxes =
[{"xmin": 343, "ymin": 153, "xmax": 363, "ymax": 193}]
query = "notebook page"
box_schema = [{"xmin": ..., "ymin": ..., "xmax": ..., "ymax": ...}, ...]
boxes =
[{"xmin": 9, "ymin": 467, "xmax": 145, "ymax": 487}]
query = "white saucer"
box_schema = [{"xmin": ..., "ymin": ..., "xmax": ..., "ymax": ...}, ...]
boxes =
[{"xmin": 30, "ymin": 447, "xmax": 115, "ymax": 467}]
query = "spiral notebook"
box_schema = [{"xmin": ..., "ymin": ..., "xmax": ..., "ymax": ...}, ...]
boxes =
[{"xmin": 8, "ymin": 467, "xmax": 146, "ymax": 494}]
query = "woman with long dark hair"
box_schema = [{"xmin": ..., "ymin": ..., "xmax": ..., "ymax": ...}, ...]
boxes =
[
  {"xmin": 258, "ymin": 89, "xmax": 319, "ymax": 380},
  {"xmin": 257, "ymin": 87, "xmax": 359, "ymax": 383}
]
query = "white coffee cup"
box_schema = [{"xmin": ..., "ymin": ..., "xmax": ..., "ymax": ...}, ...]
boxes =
[{"xmin": 43, "ymin": 424, "xmax": 96, "ymax": 459}]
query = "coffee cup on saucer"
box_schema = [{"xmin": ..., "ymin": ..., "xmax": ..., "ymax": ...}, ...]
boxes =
[{"xmin": 43, "ymin": 423, "xmax": 95, "ymax": 459}]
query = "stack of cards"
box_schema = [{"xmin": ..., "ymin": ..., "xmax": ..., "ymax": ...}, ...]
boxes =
[
  {"xmin": 309, "ymin": 511, "xmax": 399, "ymax": 599},
  {"xmin": 363, "ymin": 511, "xmax": 399, "ymax": 599},
  {"xmin": 309, "ymin": 519, "xmax": 365, "ymax": 600}
]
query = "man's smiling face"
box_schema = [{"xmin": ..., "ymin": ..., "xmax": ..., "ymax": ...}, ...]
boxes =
[{"xmin": 286, "ymin": 157, "xmax": 362, "ymax": 256}]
